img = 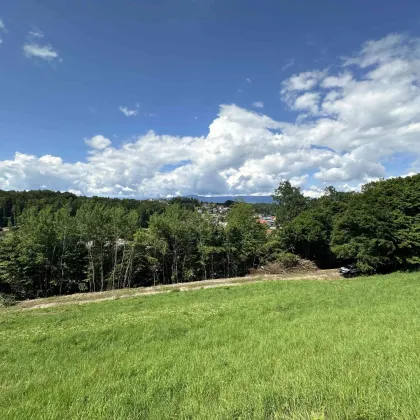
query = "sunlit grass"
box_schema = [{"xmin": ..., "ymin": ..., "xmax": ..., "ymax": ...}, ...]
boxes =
[{"xmin": 1, "ymin": 272, "xmax": 420, "ymax": 419}]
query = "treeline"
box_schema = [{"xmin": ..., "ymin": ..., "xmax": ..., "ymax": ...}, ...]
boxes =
[
  {"xmin": 1, "ymin": 174, "xmax": 419, "ymax": 300},
  {"xmin": 274, "ymin": 174, "xmax": 420, "ymax": 273},
  {"xmin": 0, "ymin": 201, "xmax": 266, "ymax": 299},
  {"xmin": 0, "ymin": 190, "xmax": 276, "ymax": 228},
  {"xmin": 0, "ymin": 190, "xmax": 174, "ymax": 228}
]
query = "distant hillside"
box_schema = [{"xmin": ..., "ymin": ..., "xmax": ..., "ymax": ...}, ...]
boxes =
[{"xmin": 188, "ymin": 195, "xmax": 273, "ymax": 204}]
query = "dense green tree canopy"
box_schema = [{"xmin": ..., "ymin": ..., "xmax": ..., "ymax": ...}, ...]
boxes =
[{"xmin": 272, "ymin": 181, "xmax": 309, "ymax": 226}]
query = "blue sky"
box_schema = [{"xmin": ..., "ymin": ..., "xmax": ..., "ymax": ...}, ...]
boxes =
[{"xmin": 1, "ymin": 0, "xmax": 420, "ymax": 197}]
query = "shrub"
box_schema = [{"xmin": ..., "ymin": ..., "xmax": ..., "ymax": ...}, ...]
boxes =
[{"xmin": 0, "ymin": 293, "xmax": 17, "ymax": 307}]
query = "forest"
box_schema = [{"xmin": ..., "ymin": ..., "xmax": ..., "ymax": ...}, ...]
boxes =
[{"xmin": 1, "ymin": 173, "xmax": 419, "ymax": 300}]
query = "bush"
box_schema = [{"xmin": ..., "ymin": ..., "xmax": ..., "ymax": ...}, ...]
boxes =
[
  {"xmin": 0, "ymin": 293, "xmax": 17, "ymax": 307},
  {"xmin": 275, "ymin": 252, "xmax": 299, "ymax": 269}
]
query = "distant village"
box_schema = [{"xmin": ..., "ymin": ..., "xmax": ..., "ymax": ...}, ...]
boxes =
[{"xmin": 198, "ymin": 202, "xmax": 276, "ymax": 233}]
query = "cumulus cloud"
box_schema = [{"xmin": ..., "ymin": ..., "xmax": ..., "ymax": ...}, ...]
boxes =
[
  {"xmin": 320, "ymin": 72, "xmax": 353, "ymax": 88},
  {"xmin": 84, "ymin": 135, "xmax": 112, "ymax": 150},
  {"xmin": 302, "ymin": 186, "xmax": 325, "ymax": 198},
  {"xmin": 1, "ymin": 33, "xmax": 420, "ymax": 197},
  {"xmin": 119, "ymin": 106, "xmax": 138, "ymax": 117},
  {"xmin": 252, "ymin": 101, "xmax": 264, "ymax": 109},
  {"xmin": 281, "ymin": 70, "xmax": 326, "ymax": 93},
  {"xmin": 293, "ymin": 92, "xmax": 320, "ymax": 114}
]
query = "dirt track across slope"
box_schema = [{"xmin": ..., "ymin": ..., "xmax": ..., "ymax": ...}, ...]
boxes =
[{"xmin": 13, "ymin": 269, "xmax": 341, "ymax": 311}]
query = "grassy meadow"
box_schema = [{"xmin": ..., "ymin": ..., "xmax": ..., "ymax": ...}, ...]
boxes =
[{"xmin": 1, "ymin": 273, "xmax": 420, "ymax": 419}]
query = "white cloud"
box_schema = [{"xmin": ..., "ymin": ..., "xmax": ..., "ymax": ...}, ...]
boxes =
[
  {"xmin": 293, "ymin": 92, "xmax": 320, "ymax": 114},
  {"xmin": 23, "ymin": 29, "xmax": 60, "ymax": 62},
  {"xmin": 302, "ymin": 186, "xmax": 325, "ymax": 198},
  {"xmin": 314, "ymin": 154, "xmax": 385, "ymax": 182},
  {"xmin": 246, "ymin": 78, "xmax": 252, "ymax": 84},
  {"xmin": 281, "ymin": 70, "xmax": 327, "ymax": 112},
  {"xmin": 84, "ymin": 135, "xmax": 112, "ymax": 150},
  {"xmin": 321, "ymin": 72, "xmax": 353, "ymax": 88},
  {"xmin": 343, "ymin": 33, "xmax": 407, "ymax": 68},
  {"xmin": 281, "ymin": 70, "xmax": 326, "ymax": 93},
  {"xmin": 252, "ymin": 101, "xmax": 264, "ymax": 109},
  {"xmin": 119, "ymin": 106, "xmax": 138, "ymax": 117},
  {"xmin": 1, "ymin": 34, "xmax": 420, "ymax": 197},
  {"xmin": 23, "ymin": 43, "xmax": 59, "ymax": 61}
]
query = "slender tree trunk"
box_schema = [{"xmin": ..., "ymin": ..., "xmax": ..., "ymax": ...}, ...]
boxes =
[
  {"xmin": 59, "ymin": 233, "xmax": 67, "ymax": 295},
  {"xmin": 181, "ymin": 253, "xmax": 186, "ymax": 282},
  {"xmin": 123, "ymin": 247, "xmax": 134, "ymax": 288},
  {"xmin": 119, "ymin": 244, "xmax": 127, "ymax": 289},
  {"xmin": 227, "ymin": 251, "xmax": 230, "ymax": 278},
  {"xmin": 162, "ymin": 256, "xmax": 166, "ymax": 284},
  {"xmin": 100, "ymin": 243, "xmax": 104, "ymax": 291},
  {"xmin": 112, "ymin": 240, "xmax": 118, "ymax": 290},
  {"xmin": 173, "ymin": 247, "xmax": 177, "ymax": 284},
  {"xmin": 50, "ymin": 244, "xmax": 57, "ymax": 295},
  {"xmin": 88, "ymin": 246, "xmax": 95, "ymax": 292}
]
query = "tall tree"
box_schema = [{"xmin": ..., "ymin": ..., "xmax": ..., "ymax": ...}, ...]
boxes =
[
  {"xmin": 225, "ymin": 202, "xmax": 267, "ymax": 276},
  {"xmin": 272, "ymin": 181, "xmax": 309, "ymax": 226}
]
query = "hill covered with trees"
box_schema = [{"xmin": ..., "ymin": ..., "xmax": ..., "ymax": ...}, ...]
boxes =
[{"xmin": 1, "ymin": 174, "xmax": 419, "ymax": 300}]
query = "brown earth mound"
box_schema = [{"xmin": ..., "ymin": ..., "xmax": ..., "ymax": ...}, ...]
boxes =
[{"xmin": 249, "ymin": 258, "xmax": 318, "ymax": 276}]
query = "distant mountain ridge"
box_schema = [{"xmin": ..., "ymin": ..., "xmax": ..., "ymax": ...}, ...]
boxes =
[{"xmin": 187, "ymin": 195, "xmax": 274, "ymax": 204}]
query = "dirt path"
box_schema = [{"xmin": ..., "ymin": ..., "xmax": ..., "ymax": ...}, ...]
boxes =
[{"xmin": 14, "ymin": 269, "xmax": 341, "ymax": 311}]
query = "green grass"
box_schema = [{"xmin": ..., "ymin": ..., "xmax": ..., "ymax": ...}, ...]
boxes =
[{"xmin": 1, "ymin": 273, "xmax": 420, "ymax": 419}]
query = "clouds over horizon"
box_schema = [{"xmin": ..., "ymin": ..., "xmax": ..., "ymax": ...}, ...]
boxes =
[{"xmin": 1, "ymin": 33, "xmax": 420, "ymax": 198}]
